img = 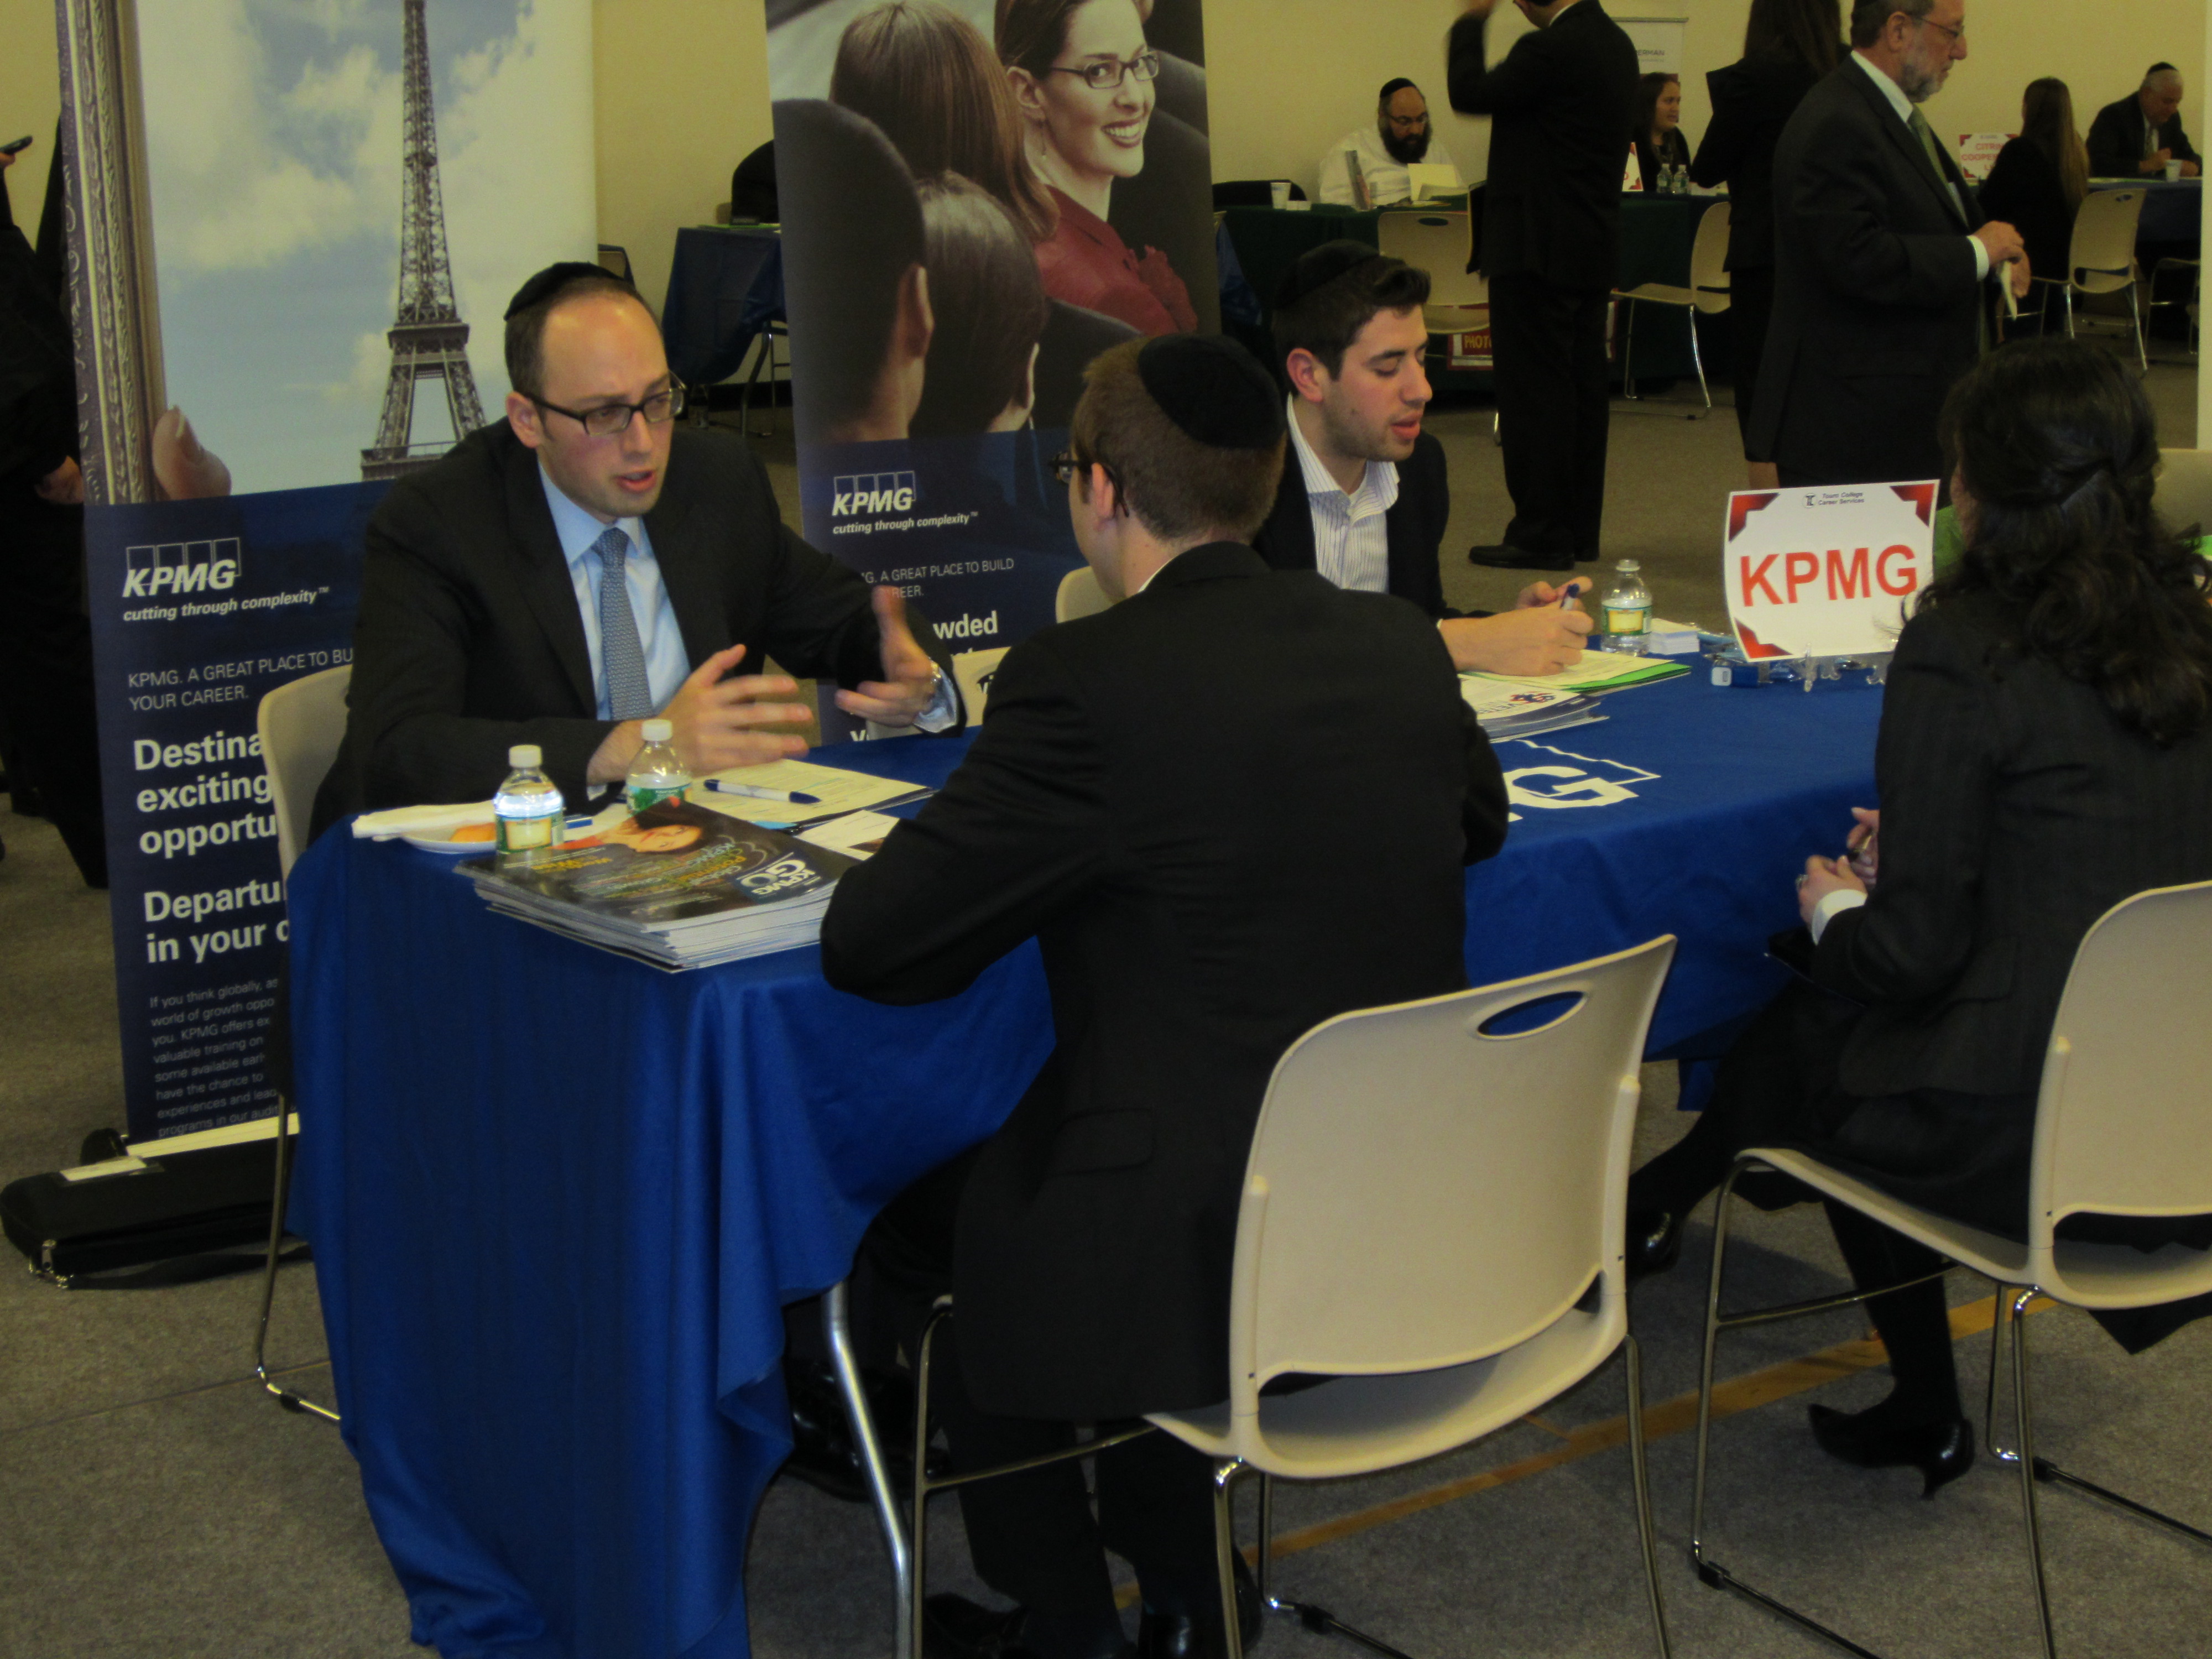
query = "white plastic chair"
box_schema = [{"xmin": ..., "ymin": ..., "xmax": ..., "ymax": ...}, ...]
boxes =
[
  {"xmin": 1689, "ymin": 880, "xmax": 2212, "ymax": 1659},
  {"xmin": 1144, "ymin": 935, "xmax": 1678, "ymax": 1658},
  {"xmin": 1055, "ymin": 565, "xmax": 1111, "ymax": 623},
  {"xmin": 1612, "ymin": 201, "xmax": 1730, "ymax": 410},
  {"xmin": 258, "ymin": 665, "xmax": 351, "ymax": 881},
  {"xmin": 2031, "ymin": 187, "xmax": 2148, "ymax": 372},
  {"xmin": 831, "ymin": 937, "xmax": 1681, "ymax": 1659},
  {"xmin": 2153, "ymin": 448, "xmax": 2212, "ymax": 533},
  {"xmin": 248, "ymin": 664, "xmax": 353, "ymax": 1424},
  {"xmin": 1375, "ymin": 209, "xmax": 1487, "ymax": 333}
]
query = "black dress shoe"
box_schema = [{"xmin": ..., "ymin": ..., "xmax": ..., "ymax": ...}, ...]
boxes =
[
  {"xmin": 1807, "ymin": 1404, "xmax": 1975, "ymax": 1497},
  {"xmin": 1625, "ymin": 1208, "xmax": 1683, "ymax": 1281},
  {"xmin": 1136, "ymin": 1552, "xmax": 1263, "ymax": 1657},
  {"xmin": 1467, "ymin": 543, "xmax": 1573, "ymax": 571},
  {"xmin": 925, "ymin": 1596, "xmax": 1135, "ymax": 1659},
  {"xmin": 781, "ymin": 1357, "xmax": 939, "ymax": 1503}
]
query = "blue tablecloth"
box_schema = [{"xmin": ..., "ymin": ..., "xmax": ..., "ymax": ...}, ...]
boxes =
[
  {"xmin": 2090, "ymin": 176, "xmax": 2203, "ymax": 244},
  {"xmin": 660, "ymin": 227, "xmax": 784, "ymax": 389},
  {"xmin": 290, "ymin": 666, "xmax": 1884, "ymax": 1659}
]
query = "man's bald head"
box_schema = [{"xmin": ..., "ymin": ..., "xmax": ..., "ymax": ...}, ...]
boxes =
[{"xmin": 2142, "ymin": 64, "xmax": 2185, "ymax": 127}]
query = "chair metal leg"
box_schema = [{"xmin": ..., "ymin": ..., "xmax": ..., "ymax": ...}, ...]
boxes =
[
  {"xmin": 2129, "ymin": 283, "xmax": 2149, "ymax": 373},
  {"xmin": 1624, "ymin": 1333, "xmax": 1674, "ymax": 1658},
  {"xmin": 1623, "ymin": 300, "xmax": 1641, "ymax": 400},
  {"xmin": 253, "ymin": 1108, "xmax": 338, "ymax": 1424},
  {"xmin": 2008, "ymin": 1286, "xmax": 2060, "ymax": 1659},
  {"xmin": 824, "ymin": 1282, "xmax": 912, "ymax": 1659},
  {"xmin": 1213, "ymin": 1461, "xmax": 1249, "ymax": 1659},
  {"xmin": 908, "ymin": 1302, "xmax": 947, "ymax": 1659},
  {"xmin": 1687, "ymin": 312, "xmax": 1710, "ymax": 414}
]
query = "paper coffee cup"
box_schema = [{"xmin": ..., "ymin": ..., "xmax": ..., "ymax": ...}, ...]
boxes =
[
  {"xmin": 1270, "ymin": 181, "xmax": 1290, "ymax": 210},
  {"xmin": 2167, "ymin": 160, "xmax": 2183, "ymax": 181}
]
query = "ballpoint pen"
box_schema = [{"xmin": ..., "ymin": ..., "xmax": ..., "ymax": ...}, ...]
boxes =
[{"xmin": 703, "ymin": 779, "xmax": 822, "ymax": 805}]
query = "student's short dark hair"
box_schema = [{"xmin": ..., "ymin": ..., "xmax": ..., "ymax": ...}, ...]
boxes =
[
  {"xmin": 1271, "ymin": 255, "xmax": 1431, "ymax": 378},
  {"xmin": 504, "ymin": 271, "xmax": 646, "ymax": 400},
  {"xmin": 1849, "ymin": 0, "xmax": 1931, "ymax": 50},
  {"xmin": 1070, "ymin": 340, "xmax": 1284, "ymax": 544}
]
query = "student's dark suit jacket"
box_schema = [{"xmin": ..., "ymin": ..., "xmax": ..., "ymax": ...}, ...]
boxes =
[
  {"xmin": 1815, "ymin": 593, "xmax": 2212, "ymax": 1109},
  {"xmin": 820, "ymin": 544, "xmax": 1509, "ymax": 1420},
  {"xmin": 1446, "ymin": 0, "xmax": 1641, "ymax": 290},
  {"xmin": 1250, "ymin": 431, "xmax": 1473, "ymax": 620},
  {"xmin": 311, "ymin": 421, "xmax": 950, "ymax": 836},
  {"xmin": 1689, "ymin": 50, "xmax": 1825, "ymax": 273},
  {"xmin": 2085, "ymin": 93, "xmax": 2199, "ymax": 180},
  {"xmin": 1750, "ymin": 59, "xmax": 1989, "ymax": 486}
]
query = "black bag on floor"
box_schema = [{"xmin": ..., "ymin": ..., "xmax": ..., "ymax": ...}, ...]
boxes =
[{"xmin": 1, "ymin": 1138, "xmax": 279, "ymax": 1285}]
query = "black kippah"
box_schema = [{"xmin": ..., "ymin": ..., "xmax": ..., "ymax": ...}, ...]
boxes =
[
  {"xmin": 505, "ymin": 261, "xmax": 621, "ymax": 320},
  {"xmin": 1276, "ymin": 239, "xmax": 1391, "ymax": 310},
  {"xmin": 1379, "ymin": 76, "xmax": 1418, "ymax": 102},
  {"xmin": 1135, "ymin": 335, "xmax": 1284, "ymax": 450}
]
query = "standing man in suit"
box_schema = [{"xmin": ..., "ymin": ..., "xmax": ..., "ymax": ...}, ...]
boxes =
[
  {"xmin": 1448, "ymin": 0, "xmax": 1640, "ymax": 572},
  {"xmin": 1252, "ymin": 239, "xmax": 1592, "ymax": 675},
  {"xmin": 2086, "ymin": 63, "xmax": 2201, "ymax": 180},
  {"xmin": 822, "ymin": 335, "xmax": 1507, "ymax": 1659},
  {"xmin": 313, "ymin": 263, "xmax": 958, "ymax": 835},
  {"xmin": 1751, "ymin": 0, "xmax": 2031, "ymax": 489}
]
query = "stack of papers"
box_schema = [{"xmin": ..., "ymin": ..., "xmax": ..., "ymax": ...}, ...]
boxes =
[
  {"xmin": 465, "ymin": 800, "xmax": 859, "ymax": 971},
  {"xmin": 1465, "ymin": 652, "xmax": 1690, "ymax": 695},
  {"xmin": 1458, "ymin": 678, "xmax": 1605, "ymax": 739}
]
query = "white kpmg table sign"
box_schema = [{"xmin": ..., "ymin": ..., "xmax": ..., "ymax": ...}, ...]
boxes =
[{"xmin": 1721, "ymin": 482, "xmax": 1936, "ymax": 661}]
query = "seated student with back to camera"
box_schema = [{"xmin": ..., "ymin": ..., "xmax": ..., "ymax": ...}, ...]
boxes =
[
  {"xmin": 822, "ymin": 333, "xmax": 1507, "ymax": 1659},
  {"xmin": 1626, "ymin": 339, "xmax": 2212, "ymax": 1490},
  {"xmin": 1252, "ymin": 240, "xmax": 1592, "ymax": 676}
]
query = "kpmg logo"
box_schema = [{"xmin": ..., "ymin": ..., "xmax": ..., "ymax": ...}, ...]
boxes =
[
  {"xmin": 122, "ymin": 540, "xmax": 242, "ymax": 598},
  {"xmin": 832, "ymin": 471, "xmax": 917, "ymax": 518}
]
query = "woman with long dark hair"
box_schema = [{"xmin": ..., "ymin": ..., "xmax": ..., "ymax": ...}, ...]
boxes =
[
  {"xmin": 832, "ymin": 0, "xmax": 1057, "ymax": 243},
  {"xmin": 1982, "ymin": 78, "xmax": 2090, "ymax": 327},
  {"xmin": 1631, "ymin": 71, "xmax": 1689, "ymax": 192},
  {"xmin": 997, "ymin": 0, "xmax": 1196, "ymax": 336},
  {"xmin": 1690, "ymin": 0, "xmax": 1843, "ymax": 487},
  {"xmin": 1628, "ymin": 339, "xmax": 2212, "ymax": 1489}
]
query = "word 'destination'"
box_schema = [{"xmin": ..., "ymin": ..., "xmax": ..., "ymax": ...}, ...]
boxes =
[{"xmin": 1723, "ymin": 483, "xmax": 1936, "ymax": 661}]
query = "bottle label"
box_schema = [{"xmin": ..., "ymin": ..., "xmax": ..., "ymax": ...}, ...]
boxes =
[
  {"xmin": 1605, "ymin": 606, "xmax": 1650, "ymax": 635},
  {"xmin": 497, "ymin": 812, "xmax": 559, "ymax": 853},
  {"xmin": 627, "ymin": 783, "xmax": 687, "ymax": 813}
]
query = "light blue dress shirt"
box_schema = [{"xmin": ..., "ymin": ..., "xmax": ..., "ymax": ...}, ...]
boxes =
[{"xmin": 539, "ymin": 466, "xmax": 692, "ymax": 721}]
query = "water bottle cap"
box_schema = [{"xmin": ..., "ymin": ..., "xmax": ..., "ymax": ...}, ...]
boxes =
[
  {"xmin": 1615, "ymin": 560, "xmax": 1641, "ymax": 572},
  {"xmin": 641, "ymin": 719, "xmax": 672, "ymax": 743},
  {"xmin": 509, "ymin": 744, "xmax": 541, "ymax": 768}
]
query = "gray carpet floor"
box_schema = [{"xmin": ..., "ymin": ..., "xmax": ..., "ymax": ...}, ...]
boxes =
[{"xmin": 3, "ymin": 351, "xmax": 2207, "ymax": 1658}]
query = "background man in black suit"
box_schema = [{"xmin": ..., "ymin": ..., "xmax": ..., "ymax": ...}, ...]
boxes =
[
  {"xmin": 822, "ymin": 335, "xmax": 1507, "ymax": 1659},
  {"xmin": 1448, "ymin": 0, "xmax": 1640, "ymax": 572},
  {"xmin": 2086, "ymin": 62, "xmax": 2201, "ymax": 180},
  {"xmin": 1252, "ymin": 241, "xmax": 1590, "ymax": 674},
  {"xmin": 1750, "ymin": 0, "xmax": 2030, "ymax": 489},
  {"xmin": 314, "ymin": 264, "xmax": 956, "ymax": 834}
]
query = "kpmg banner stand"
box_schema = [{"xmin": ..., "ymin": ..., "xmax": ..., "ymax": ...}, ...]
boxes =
[
  {"xmin": 763, "ymin": 0, "xmax": 1220, "ymax": 732},
  {"xmin": 86, "ymin": 487, "xmax": 374, "ymax": 1142}
]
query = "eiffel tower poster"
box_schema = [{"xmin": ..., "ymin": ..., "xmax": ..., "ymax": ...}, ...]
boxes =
[{"xmin": 361, "ymin": 0, "xmax": 485, "ymax": 482}]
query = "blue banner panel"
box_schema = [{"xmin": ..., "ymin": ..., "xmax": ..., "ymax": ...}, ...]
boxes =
[{"xmin": 85, "ymin": 484, "xmax": 380, "ymax": 1142}]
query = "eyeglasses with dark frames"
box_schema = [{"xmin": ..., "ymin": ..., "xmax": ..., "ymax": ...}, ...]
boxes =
[
  {"xmin": 1910, "ymin": 13, "xmax": 1964, "ymax": 45},
  {"xmin": 534, "ymin": 379, "xmax": 687, "ymax": 439},
  {"xmin": 1050, "ymin": 448, "xmax": 1125, "ymax": 507},
  {"xmin": 1046, "ymin": 50, "xmax": 1161, "ymax": 92}
]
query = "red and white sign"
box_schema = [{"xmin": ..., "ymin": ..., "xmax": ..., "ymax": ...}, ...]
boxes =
[
  {"xmin": 1446, "ymin": 311, "xmax": 1493, "ymax": 369},
  {"xmin": 1723, "ymin": 483, "xmax": 1936, "ymax": 660},
  {"xmin": 1956, "ymin": 131, "xmax": 2015, "ymax": 184}
]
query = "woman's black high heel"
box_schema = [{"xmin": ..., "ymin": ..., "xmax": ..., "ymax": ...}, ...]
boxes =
[{"xmin": 1807, "ymin": 1403, "xmax": 1975, "ymax": 1497}]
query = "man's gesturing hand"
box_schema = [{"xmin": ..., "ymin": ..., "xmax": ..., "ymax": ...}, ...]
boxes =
[
  {"xmin": 1437, "ymin": 586, "xmax": 1592, "ymax": 676},
  {"xmin": 832, "ymin": 586, "xmax": 940, "ymax": 727},
  {"xmin": 587, "ymin": 643, "xmax": 812, "ymax": 784}
]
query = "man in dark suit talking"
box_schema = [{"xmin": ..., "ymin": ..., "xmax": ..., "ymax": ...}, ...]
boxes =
[
  {"xmin": 313, "ymin": 262, "xmax": 956, "ymax": 835},
  {"xmin": 1448, "ymin": 0, "xmax": 1640, "ymax": 571},
  {"xmin": 1751, "ymin": 0, "xmax": 2031, "ymax": 488},
  {"xmin": 822, "ymin": 335, "xmax": 1507, "ymax": 1659}
]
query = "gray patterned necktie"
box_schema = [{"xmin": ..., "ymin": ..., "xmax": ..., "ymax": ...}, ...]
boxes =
[{"xmin": 592, "ymin": 527, "xmax": 654, "ymax": 720}]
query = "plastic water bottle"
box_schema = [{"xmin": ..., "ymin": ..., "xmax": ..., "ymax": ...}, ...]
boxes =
[
  {"xmin": 1600, "ymin": 560, "xmax": 1652, "ymax": 654},
  {"xmin": 625, "ymin": 718, "xmax": 690, "ymax": 812},
  {"xmin": 493, "ymin": 744, "xmax": 565, "ymax": 857}
]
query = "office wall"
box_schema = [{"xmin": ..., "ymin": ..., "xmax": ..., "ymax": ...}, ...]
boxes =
[{"xmin": 1, "ymin": 0, "xmax": 61, "ymax": 240}]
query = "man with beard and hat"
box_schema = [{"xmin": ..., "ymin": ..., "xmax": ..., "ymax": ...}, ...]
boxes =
[{"xmin": 1318, "ymin": 78, "xmax": 1463, "ymax": 206}]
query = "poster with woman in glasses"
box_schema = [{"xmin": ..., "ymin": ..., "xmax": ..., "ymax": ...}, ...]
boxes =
[{"xmin": 763, "ymin": 0, "xmax": 1218, "ymax": 690}]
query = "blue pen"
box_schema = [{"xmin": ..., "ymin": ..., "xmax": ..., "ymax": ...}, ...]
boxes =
[
  {"xmin": 1557, "ymin": 579, "xmax": 1584, "ymax": 609},
  {"xmin": 704, "ymin": 779, "xmax": 822, "ymax": 805}
]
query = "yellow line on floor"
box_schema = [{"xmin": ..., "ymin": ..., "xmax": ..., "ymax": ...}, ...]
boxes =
[{"xmin": 1110, "ymin": 1293, "xmax": 2053, "ymax": 1607}]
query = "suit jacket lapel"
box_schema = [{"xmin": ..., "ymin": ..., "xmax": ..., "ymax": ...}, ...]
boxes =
[
  {"xmin": 1257, "ymin": 458, "xmax": 1319, "ymax": 573},
  {"xmin": 642, "ymin": 474, "xmax": 730, "ymax": 671},
  {"xmin": 504, "ymin": 446, "xmax": 598, "ymax": 715},
  {"xmin": 1848, "ymin": 64, "xmax": 1967, "ymax": 227}
]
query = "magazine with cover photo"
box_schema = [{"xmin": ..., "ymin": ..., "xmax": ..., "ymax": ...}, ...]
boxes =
[{"xmin": 463, "ymin": 799, "xmax": 861, "ymax": 968}]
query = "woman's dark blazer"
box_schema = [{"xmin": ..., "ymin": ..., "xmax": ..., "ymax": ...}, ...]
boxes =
[
  {"xmin": 1634, "ymin": 127, "xmax": 1691, "ymax": 195},
  {"xmin": 1978, "ymin": 137, "xmax": 2077, "ymax": 289},
  {"xmin": 1814, "ymin": 591, "xmax": 2212, "ymax": 1105},
  {"xmin": 1690, "ymin": 50, "xmax": 1825, "ymax": 271}
]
